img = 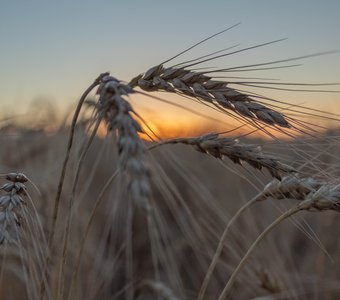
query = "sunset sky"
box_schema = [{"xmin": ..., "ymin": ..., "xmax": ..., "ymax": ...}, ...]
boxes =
[{"xmin": 1, "ymin": 0, "xmax": 340, "ymax": 137}]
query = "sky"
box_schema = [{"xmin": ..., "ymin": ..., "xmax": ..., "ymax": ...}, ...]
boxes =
[{"xmin": 1, "ymin": 0, "xmax": 340, "ymax": 137}]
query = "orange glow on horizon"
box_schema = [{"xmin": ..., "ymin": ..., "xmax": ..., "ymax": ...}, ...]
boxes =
[{"xmin": 93, "ymin": 115, "xmax": 312, "ymax": 142}]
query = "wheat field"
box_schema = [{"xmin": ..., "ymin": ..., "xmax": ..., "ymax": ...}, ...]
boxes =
[{"xmin": 1, "ymin": 25, "xmax": 340, "ymax": 300}]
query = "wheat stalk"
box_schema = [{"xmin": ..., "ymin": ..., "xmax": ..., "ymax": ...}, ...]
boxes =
[
  {"xmin": 197, "ymin": 193, "xmax": 261, "ymax": 300},
  {"xmin": 48, "ymin": 72, "xmax": 110, "ymax": 247},
  {"xmin": 198, "ymin": 174, "xmax": 331, "ymax": 299},
  {"xmin": 68, "ymin": 169, "xmax": 119, "ymax": 299},
  {"xmin": 57, "ymin": 117, "xmax": 103, "ymax": 300},
  {"xmin": 56, "ymin": 74, "xmax": 153, "ymax": 299},
  {"xmin": 218, "ymin": 178, "xmax": 340, "ymax": 299},
  {"xmin": 39, "ymin": 72, "xmax": 110, "ymax": 300},
  {"xmin": 151, "ymin": 132, "xmax": 297, "ymax": 299}
]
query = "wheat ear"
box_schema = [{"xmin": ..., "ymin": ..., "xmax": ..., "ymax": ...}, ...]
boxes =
[
  {"xmin": 129, "ymin": 64, "xmax": 290, "ymax": 128},
  {"xmin": 0, "ymin": 173, "xmax": 28, "ymax": 245},
  {"xmin": 95, "ymin": 76, "xmax": 152, "ymax": 212},
  {"xmin": 150, "ymin": 133, "xmax": 296, "ymax": 179},
  {"xmin": 257, "ymin": 175, "xmax": 324, "ymax": 201}
]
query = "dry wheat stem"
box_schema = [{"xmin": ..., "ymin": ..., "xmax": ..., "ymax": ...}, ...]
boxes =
[
  {"xmin": 218, "ymin": 203, "xmax": 302, "ymax": 300},
  {"xmin": 259, "ymin": 175, "xmax": 338, "ymax": 254},
  {"xmin": 40, "ymin": 72, "xmax": 109, "ymax": 300},
  {"xmin": 150, "ymin": 133, "xmax": 296, "ymax": 179},
  {"xmin": 219, "ymin": 181, "xmax": 340, "ymax": 299},
  {"xmin": 0, "ymin": 244, "xmax": 7, "ymax": 290},
  {"xmin": 68, "ymin": 169, "xmax": 119, "ymax": 300},
  {"xmin": 17, "ymin": 231, "xmax": 34, "ymax": 300},
  {"xmin": 20, "ymin": 204, "xmax": 46, "ymax": 265},
  {"xmin": 57, "ymin": 116, "xmax": 103, "ymax": 300},
  {"xmin": 48, "ymin": 72, "xmax": 109, "ymax": 249},
  {"xmin": 24, "ymin": 190, "xmax": 47, "ymax": 252},
  {"xmin": 16, "ymin": 219, "xmax": 41, "ymax": 300},
  {"xmin": 126, "ymin": 196, "xmax": 134, "ymax": 300},
  {"xmin": 197, "ymin": 194, "xmax": 261, "ymax": 300},
  {"xmin": 20, "ymin": 206, "xmax": 51, "ymax": 299},
  {"xmin": 146, "ymin": 215, "xmax": 162, "ymax": 300},
  {"xmin": 68, "ymin": 75, "xmax": 152, "ymax": 298},
  {"xmin": 147, "ymin": 154, "xmax": 212, "ymax": 294}
]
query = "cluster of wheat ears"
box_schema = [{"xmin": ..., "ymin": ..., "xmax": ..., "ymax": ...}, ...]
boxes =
[{"xmin": 1, "ymin": 24, "xmax": 340, "ymax": 299}]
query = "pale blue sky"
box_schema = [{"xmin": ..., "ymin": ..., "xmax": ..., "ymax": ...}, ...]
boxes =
[{"xmin": 1, "ymin": 0, "xmax": 340, "ymax": 121}]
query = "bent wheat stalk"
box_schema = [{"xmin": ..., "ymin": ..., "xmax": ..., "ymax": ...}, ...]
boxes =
[
  {"xmin": 218, "ymin": 204, "xmax": 302, "ymax": 300},
  {"xmin": 40, "ymin": 72, "xmax": 109, "ymax": 300},
  {"xmin": 49, "ymin": 72, "xmax": 109, "ymax": 248},
  {"xmin": 218, "ymin": 179, "xmax": 340, "ymax": 299},
  {"xmin": 198, "ymin": 174, "xmax": 329, "ymax": 300},
  {"xmin": 198, "ymin": 194, "xmax": 261, "ymax": 300},
  {"xmin": 57, "ymin": 117, "xmax": 103, "ymax": 300}
]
